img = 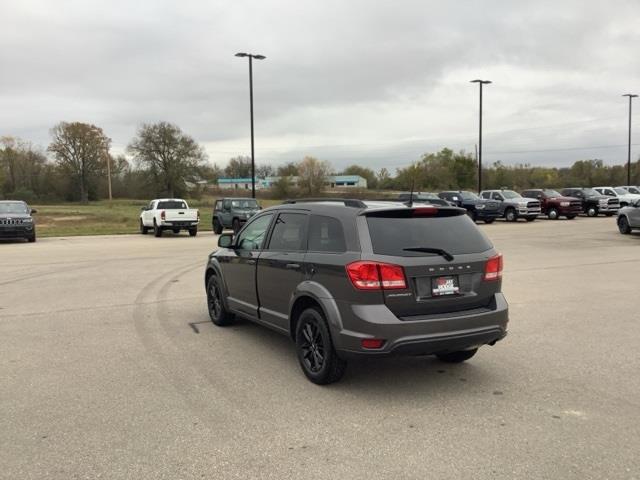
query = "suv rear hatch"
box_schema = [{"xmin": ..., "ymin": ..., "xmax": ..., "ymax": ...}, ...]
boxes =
[{"xmin": 361, "ymin": 206, "xmax": 501, "ymax": 319}]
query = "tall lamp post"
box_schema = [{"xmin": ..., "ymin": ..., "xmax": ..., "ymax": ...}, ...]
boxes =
[
  {"xmin": 622, "ymin": 93, "xmax": 638, "ymax": 186},
  {"xmin": 235, "ymin": 52, "xmax": 266, "ymax": 198},
  {"xmin": 471, "ymin": 79, "xmax": 492, "ymax": 193}
]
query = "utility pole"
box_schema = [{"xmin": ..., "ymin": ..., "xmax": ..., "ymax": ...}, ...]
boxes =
[
  {"xmin": 623, "ymin": 93, "xmax": 638, "ymax": 185},
  {"xmin": 471, "ymin": 79, "xmax": 492, "ymax": 193}
]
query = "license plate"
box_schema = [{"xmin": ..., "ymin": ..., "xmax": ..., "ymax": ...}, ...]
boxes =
[{"xmin": 432, "ymin": 275, "xmax": 460, "ymax": 296}]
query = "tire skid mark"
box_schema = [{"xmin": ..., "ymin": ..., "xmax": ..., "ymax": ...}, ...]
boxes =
[{"xmin": 132, "ymin": 262, "xmax": 245, "ymax": 430}]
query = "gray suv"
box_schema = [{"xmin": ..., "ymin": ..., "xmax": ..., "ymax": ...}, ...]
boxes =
[
  {"xmin": 204, "ymin": 199, "xmax": 508, "ymax": 384},
  {"xmin": 212, "ymin": 197, "xmax": 261, "ymax": 234},
  {"xmin": 617, "ymin": 199, "xmax": 640, "ymax": 234}
]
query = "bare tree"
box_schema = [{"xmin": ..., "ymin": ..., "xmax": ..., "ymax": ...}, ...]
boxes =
[
  {"xmin": 48, "ymin": 122, "xmax": 111, "ymax": 203},
  {"xmin": 297, "ymin": 156, "xmax": 332, "ymax": 195},
  {"xmin": 127, "ymin": 122, "xmax": 206, "ymax": 197},
  {"xmin": 225, "ymin": 156, "xmax": 252, "ymax": 178}
]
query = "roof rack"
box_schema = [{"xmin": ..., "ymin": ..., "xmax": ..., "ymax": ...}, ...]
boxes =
[{"xmin": 283, "ymin": 198, "xmax": 367, "ymax": 208}]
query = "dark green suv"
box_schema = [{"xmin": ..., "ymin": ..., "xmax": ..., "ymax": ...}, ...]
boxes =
[{"xmin": 212, "ymin": 197, "xmax": 261, "ymax": 234}]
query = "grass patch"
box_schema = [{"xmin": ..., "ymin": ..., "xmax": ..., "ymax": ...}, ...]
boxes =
[{"xmin": 33, "ymin": 198, "xmax": 283, "ymax": 237}]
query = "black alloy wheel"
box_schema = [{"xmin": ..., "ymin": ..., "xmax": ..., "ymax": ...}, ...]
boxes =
[
  {"xmin": 618, "ymin": 216, "xmax": 632, "ymax": 234},
  {"xmin": 207, "ymin": 276, "xmax": 233, "ymax": 326}
]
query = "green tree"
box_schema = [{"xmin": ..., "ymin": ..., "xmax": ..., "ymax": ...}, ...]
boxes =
[
  {"xmin": 48, "ymin": 122, "xmax": 111, "ymax": 203},
  {"xmin": 127, "ymin": 122, "xmax": 206, "ymax": 197}
]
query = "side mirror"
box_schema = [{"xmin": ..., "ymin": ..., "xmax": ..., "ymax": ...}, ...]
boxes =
[
  {"xmin": 30, "ymin": 209, "xmax": 37, "ymax": 214},
  {"xmin": 218, "ymin": 233, "xmax": 234, "ymax": 248}
]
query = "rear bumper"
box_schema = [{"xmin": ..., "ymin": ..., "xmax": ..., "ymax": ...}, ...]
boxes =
[
  {"xmin": 334, "ymin": 293, "xmax": 509, "ymax": 357},
  {"xmin": 160, "ymin": 220, "xmax": 199, "ymax": 227}
]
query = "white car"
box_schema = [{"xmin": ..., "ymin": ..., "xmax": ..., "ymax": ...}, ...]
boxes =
[
  {"xmin": 140, "ymin": 198, "xmax": 199, "ymax": 237},
  {"xmin": 617, "ymin": 185, "xmax": 640, "ymax": 195},
  {"xmin": 593, "ymin": 187, "xmax": 640, "ymax": 207},
  {"xmin": 617, "ymin": 199, "xmax": 640, "ymax": 234}
]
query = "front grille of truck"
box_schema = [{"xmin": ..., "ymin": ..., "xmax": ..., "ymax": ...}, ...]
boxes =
[
  {"xmin": 527, "ymin": 201, "xmax": 541, "ymax": 209},
  {"xmin": 0, "ymin": 219, "xmax": 24, "ymax": 225},
  {"xmin": 608, "ymin": 199, "xmax": 620, "ymax": 207},
  {"xmin": 570, "ymin": 201, "xmax": 582, "ymax": 208}
]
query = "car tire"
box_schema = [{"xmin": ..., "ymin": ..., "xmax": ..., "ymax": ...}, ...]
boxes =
[
  {"xmin": 483, "ymin": 218, "xmax": 495, "ymax": 224},
  {"xmin": 232, "ymin": 218, "xmax": 241, "ymax": 234},
  {"xmin": 189, "ymin": 227, "xmax": 198, "ymax": 237},
  {"xmin": 587, "ymin": 206, "xmax": 598, "ymax": 217},
  {"xmin": 504, "ymin": 208, "xmax": 517, "ymax": 222},
  {"xmin": 436, "ymin": 348, "xmax": 478, "ymax": 363},
  {"xmin": 295, "ymin": 306, "xmax": 347, "ymax": 385},
  {"xmin": 213, "ymin": 218, "xmax": 223, "ymax": 234},
  {"xmin": 618, "ymin": 216, "xmax": 632, "ymax": 234},
  {"xmin": 548, "ymin": 208, "xmax": 559, "ymax": 220},
  {"xmin": 27, "ymin": 234, "xmax": 36, "ymax": 243},
  {"xmin": 153, "ymin": 221, "xmax": 163, "ymax": 237},
  {"xmin": 140, "ymin": 219, "xmax": 149, "ymax": 234},
  {"xmin": 566, "ymin": 215, "xmax": 576, "ymax": 220},
  {"xmin": 207, "ymin": 276, "xmax": 234, "ymax": 326}
]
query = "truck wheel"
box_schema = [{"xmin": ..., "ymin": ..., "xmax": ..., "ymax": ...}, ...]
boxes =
[
  {"xmin": 232, "ymin": 218, "xmax": 241, "ymax": 234},
  {"xmin": 436, "ymin": 348, "xmax": 478, "ymax": 363},
  {"xmin": 295, "ymin": 306, "xmax": 347, "ymax": 385},
  {"xmin": 189, "ymin": 227, "xmax": 198, "ymax": 237},
  {"xmin": 548, "ymin": 208, "xmax": 559, "ymax": 220},
  {"xmin": 587, "ymin": 206, "xmax": 598, "ymax": 217},
  {"xmin": 28, "ymin": 233, "xmax": 36, "ymax": 243},
  {"xmin": 618, "ymin": 216, "xmax": 632, "ymax": 234},
  {"xmin": 483, "ymin": 218, "xmax": 495, "ymax": 224},
  {"xmin": 140, "ymin": 219, "xmax": 149, "ymax": 234},
  {"xmin": 213, "ymin": 218, "xmax": 223, "ymax": 234},
  {"xmin": 207, "ymin": 276, "xmax": 234, "ymax": 326},
  {"xmin": 153, "ymin": 220, "xmax": 163, "ymax": 237},
  {"xmin": 504, "ymin": 208, "xmax": 517, "ymax": 222}
]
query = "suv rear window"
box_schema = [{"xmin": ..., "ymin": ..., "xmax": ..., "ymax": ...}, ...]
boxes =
[
  {"xmin": 366, "ymin": 214, "xmax": 492, "ymax": 256},
  {"xmin": 157, "ymin": 201, "xmax": 187, "ymax": 209}
]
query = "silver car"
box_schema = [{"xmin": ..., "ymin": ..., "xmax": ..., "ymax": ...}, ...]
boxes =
[{"xmin": 617, "ymin": 199, "xmax": 640, "ymax": 234}]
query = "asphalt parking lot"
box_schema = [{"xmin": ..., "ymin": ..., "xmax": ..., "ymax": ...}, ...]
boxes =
[{"xmin": 1, "ymin": 217, "xmax": 639, "ymax": 480}]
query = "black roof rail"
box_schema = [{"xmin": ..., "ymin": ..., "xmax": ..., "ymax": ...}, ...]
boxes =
[{"xmin": 283, "ymin": 198, "xmax": 367, "ymax": 208}]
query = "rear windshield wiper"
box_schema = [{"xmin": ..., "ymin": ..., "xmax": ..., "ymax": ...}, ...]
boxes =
[{"xmin": 402, "ymin": 247, "xmax": 454, "ymax": 261}]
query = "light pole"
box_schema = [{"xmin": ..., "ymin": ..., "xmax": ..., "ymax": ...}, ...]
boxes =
[
  {"xmin": 623, "ymin": 93, "xmax": 638, "ymax": 186},
  {"xmin": 235, "ymin": 52, "xmax": 266, "ymax": 198},
  {"xmin": 471, "ymin": 79, "xmax": 491, "ymax": 193}
]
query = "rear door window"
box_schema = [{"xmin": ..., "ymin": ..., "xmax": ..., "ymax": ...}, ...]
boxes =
[
  {"xmin": 366, "ymin": 214, "xmax": 492, "ymax": 256},
  {"xmin": 267, "ymin": 213, "xmax": 308, "ymax": 251},
  {"xmin": 308, "ymin": 215, "xmax": 346, "ymax": 253},
  {"xmin": 157, "ymin": 200, "xmax": 187, "ymax": 209}
]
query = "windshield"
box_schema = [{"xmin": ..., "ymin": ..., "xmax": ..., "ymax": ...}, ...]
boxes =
[
  {"xmin": 0, "ymin": 202, "xmax": 29, "ymax": 214},
  {"xmin": 614, "ymin": 188, "xmax": 628, "ymax": 195},
  {"xmin": 543, "ymin": 189, "xmax": 562, "ymax": 197},
  {"xmin": 231, "ymin": 199, "xmax": 258, "ymax": 209},
  {"xmin": 459, "ymin": 191, "xmax": 480, "ymax": 200},
  {"xmin": 502, "ymin": 190, "xmax": 522, "ymax": 199},
  {"xmin": 367, "ymin": 214, "xmax": 492, "ymax": 256},
  {"xmin": 157, "ymin": 200, "xmax": 187, "ymax": 209},
  {"xmin": 582, "ymin": 188, "xmax": 600, "ymax": 196}
]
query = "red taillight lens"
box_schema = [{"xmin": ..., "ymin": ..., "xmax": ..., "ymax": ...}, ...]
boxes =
[
  {"xmin": 346, "ymin": 261, "xmax": 407, "ymax": 290},
  {"xmin": 160, "ymin": 210, "xmax": 166, "ymax": 220},
  {"xmin": 484, "ymin": 253, "xmax": 503, "ymax": 281},
  {"xmin": 412, "ymin": 206, "xmax": 437, "ymax": 216},
  {"xmin": 361, "ymin": 338, "xmax": 385, "ymax": 349}
]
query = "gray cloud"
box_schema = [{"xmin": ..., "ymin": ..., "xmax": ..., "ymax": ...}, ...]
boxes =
[{"xmin": 1, "ymin": 0, "xmax": 640, "ymax": 171}]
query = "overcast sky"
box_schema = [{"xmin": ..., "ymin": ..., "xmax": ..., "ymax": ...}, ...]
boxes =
[{"xmin": 2, "ymin": 0, "xmax": 640, "ymax": 172}]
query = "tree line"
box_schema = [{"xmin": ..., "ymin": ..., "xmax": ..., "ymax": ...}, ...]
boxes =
[{"xmin": 2, "ymin": 123, "xmax": 639, "ymax": 203}]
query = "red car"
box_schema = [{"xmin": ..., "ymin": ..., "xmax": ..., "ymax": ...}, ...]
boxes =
[{"xmin": 520, "ymin": 189, "xmax": 582, "ymax": 220}]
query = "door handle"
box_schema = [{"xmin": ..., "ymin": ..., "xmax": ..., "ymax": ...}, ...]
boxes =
[{"xmin": 285, "ymin": 263, "xmax": 301, "ymax": 270}]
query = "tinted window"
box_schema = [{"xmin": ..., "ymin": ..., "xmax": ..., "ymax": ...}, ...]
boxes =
[
  {"xmin": 157, "ymin": 200, "xmax": 187, "ymax": 209},
  {"xmin": 267, "ymin": 213, "xmax": 307, "ymax": 251},
  {"xmin": 492, "ymin": 193, "xmax": 503, "ymax": 200},
  {"xmin": 308, "ymin": 215, "xmax": 346, "ymax": 253},
  {"xmin": 236, "ymin": 214, "xmax": 273, "ymax": 250},
  {"xmin": 367, "ymin": 215, "xmax": 492, "ymax": 256},
  {"xmin": 231, "ymin": 199, "xmax": 258, "ymax": 209},
  {"xmin": 481, "ymin": 192, "xmax": 491, "ymax": 199}
]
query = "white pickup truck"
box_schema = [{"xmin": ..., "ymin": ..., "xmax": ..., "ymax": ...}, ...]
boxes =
[{"xmin": 139, "ymin": 198, "xmax": 199, "ymax": 237}]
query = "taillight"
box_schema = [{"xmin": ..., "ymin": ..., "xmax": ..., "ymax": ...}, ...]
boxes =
[
  {"xmin": 412, "ymin": 206, "xmax": 437, "ymax": 216},
  {"xmin": 346, "ymin": 261, "xmax": 407, "ymax": 290},
  {"xmin": 160, "ymin": 210, "xmax": 166, "ymax": 220},
  {"xmin": 484, "ymin": 253, "xmax": 503, "ymax": 281},
  {"xmin": 361, "ymin": 338, "xmax": 385, "ymax": 349}
]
